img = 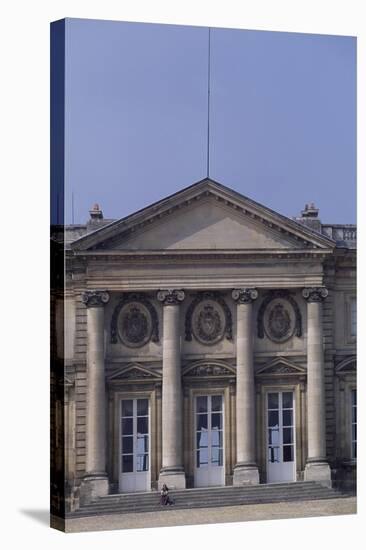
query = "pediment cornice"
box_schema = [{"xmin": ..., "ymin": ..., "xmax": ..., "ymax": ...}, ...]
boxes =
[
  {"xmin": 183, "ymin": 360, "xmax": 236, "ymax": 378},
  {"xmin": 256, "ymin": 357, "xmax": 307, "ymax": 376},
  {"xmin": 107, "ymin": 363, "xmax": 162, "ymax": 381},
  {"xmin": 335, "ymin": 356, "xmax": 357, "ymax": 373},
  {"xmin": 71, "ymin": 179, "xmax": 335, "ymax": 252}
]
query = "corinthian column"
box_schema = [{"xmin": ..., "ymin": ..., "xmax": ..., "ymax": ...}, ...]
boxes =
[
  {"xmin": 80, "ymin": 290, "xmax": 110, "ymax": 503},
  {"xmin": 232, "ymin": 288, "xmax": 260, "ymax": 485},
  {"xmin": 157, "ymin": 289, "xmax": 186, "ymax": 489},
  {"xmin": 302, "ymin": 287, "xmax": 331, "ymax": 487}
]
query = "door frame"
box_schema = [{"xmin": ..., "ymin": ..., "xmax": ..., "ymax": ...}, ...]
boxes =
[
  {"xmin": 119, "ymin": 397, "xmax": 151, "ymax": 492},
  {"xmin": 184, "ymin": 385, "xmax": 232, "ymax": 487},
  {"xmin": 193, "ymin": 393, "xmax": 225, "ymax": 487},
  {"xmin": 258, "ymin": 382, "xmax": 305, "ymax": 483},
  {"xmin": 111, "ymin": 389, "xmax": 156, "ymax": 493},
  {"xmin": 265, "ymin": 389, "xmax": 296, "ymax": 483}
]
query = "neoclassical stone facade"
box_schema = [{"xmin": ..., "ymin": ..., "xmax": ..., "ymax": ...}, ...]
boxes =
[{"xmin": 51, "ymin": 179, "xmax": 356, "ymax": 512}]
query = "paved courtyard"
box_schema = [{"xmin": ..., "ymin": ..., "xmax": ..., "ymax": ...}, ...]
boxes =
[{"xmin": 63, "ymin": 496, "xmax": 356, "ymax": 533}]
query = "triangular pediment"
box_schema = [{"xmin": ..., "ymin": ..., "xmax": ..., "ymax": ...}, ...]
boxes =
[
  {"xmin": 107, "ymin": 364, "xmax": 162, "ymax": 381},
  {"xmin": 256, "ymin": 357, "xmax": 306, "ymax": 376},
  {"xmin": 71, "ymin": 179, "xmax": 335, "ymax": 252}
]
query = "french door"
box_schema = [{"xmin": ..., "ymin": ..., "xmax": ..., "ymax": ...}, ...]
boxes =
[
  {"xmin": 266, "ymin": 391, "xmax": 296, "ymax": 483},
  {"xmin": 194, "ymin": 394, "xmax": 225, "ymax": 487},
  {"xmin": 119, "ymin": 398, "xmax": 150, "ymax": 492}
]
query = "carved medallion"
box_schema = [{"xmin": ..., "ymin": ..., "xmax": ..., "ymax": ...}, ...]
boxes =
[
  {"xmin": 192, "ymin": 299, "xmax": 226, "ymax": 345},
  {"xmin": 118, "ymin": 302, "xmax": 152, "ymax": 348},
  {"xmin": 111, "ymin": 293, "xmax": 159, "ymax": 345},
  {"xmin": 185, "ymin": 292, "xmax": 232, "ymax": 343},
  {"xmin": 263, "ymin": 297, "xmax": 296, "ymax": 343},
  {"xmin": 257, "ymin": 291, "xmax": 302, "ymax": 340}
]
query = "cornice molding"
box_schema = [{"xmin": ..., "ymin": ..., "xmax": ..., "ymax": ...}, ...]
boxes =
[{"xmin": 70, "ymin": 180, "xmax": 336, "ymax": 253}]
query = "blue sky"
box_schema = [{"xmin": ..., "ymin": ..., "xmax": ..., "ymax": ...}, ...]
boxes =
[{"xmin": 63, "ymin": 18, "xmax": 356, "ymax": 225}]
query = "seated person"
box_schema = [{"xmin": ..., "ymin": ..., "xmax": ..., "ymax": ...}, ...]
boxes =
[{"xmin": 160, "ymin": 484, "xmax": 174, "ymax": 505}]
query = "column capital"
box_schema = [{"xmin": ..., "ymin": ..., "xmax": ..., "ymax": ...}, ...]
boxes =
[
  {"xmin": 82, "ymin": 290, "xmax": 110, "ymax": 307},
  {"xmin": 157, "ymin": 289, "xmax": 185, "ymax": 306},
  {"xmin": 302, "ymin": 287, "xmax": 328, "ymax": 303},
  {"xmin": 232, "ymin": 288, "xmax": 258, "ymax": 304}
]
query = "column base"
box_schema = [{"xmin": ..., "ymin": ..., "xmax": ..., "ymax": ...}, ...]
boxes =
[
  {"xmin": 79, "ymin": 473, "xmax": 109, "ymax": 505},
  {"xmin": 233, "ymin": 463, "xmax": 260, "ymax": 486},
  {"xmin": 304, "ymin": 461, "xmax": 332, "ymax": 488},
  {"xmin": 158, "ymin": 467, "xmax": 186, "ymax": 490}
]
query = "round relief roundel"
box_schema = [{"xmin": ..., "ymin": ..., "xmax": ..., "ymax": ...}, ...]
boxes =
[
  {"xmin": 263, "ymin": 298, "xmax": 296, "ymax": 343},
  {"xmin": 192, "ymin": 299, "xmax": 226, "ymax": 345},
  {"xmin": 117, "ymin": 302, "xmax": 152, "ymax": 348}
]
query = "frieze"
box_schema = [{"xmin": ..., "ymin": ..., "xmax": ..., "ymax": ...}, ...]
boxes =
[
  {"xmin": 110, "ymin": 293, "xmax": 159, "ymax": 345},
  {"xmin": 184, "ymin": 364, "xmax": 235, "ymax": 377},
  {"xmin": 260, "ymin": 365, "xmax": 299, "ymax": 374},
  {"xmin": 120, "ymin": 368, "xmax": 153, "ymax": 379},
  {"xmin": 185, "ymin": 292, "xmax": 233, "ymax": 343},
  {"xmin": 257, "ymin": 291, "xmax": 302, "ymax": 341}
]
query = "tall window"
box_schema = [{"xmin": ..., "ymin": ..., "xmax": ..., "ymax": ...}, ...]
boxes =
[
  {"xmin": 351, "ymin": 389, "xmax": 357, "ymax": 459},
  {"xmin": 350, "ymin": 298, "xmax": 357, "ymax": 337}
]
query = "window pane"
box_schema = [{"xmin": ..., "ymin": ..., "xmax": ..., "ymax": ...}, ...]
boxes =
[
  {"xmin": 352, "ymin": 442, "xmax": 357, "ymax": 459},
  {"xmin": 351, "ymin": 299, "xmax": 356, "ymax": 336},
  {"xmin": 197, "ymin": 448, "xmax": 208, "ymax": 467},
  {"xmin": 282, "ymin": 410, "xmax": 293, "ymax": 427},
  {"xmin": 196, "ymin": 396, "xmax": 208, "ymax": 413},
  {"xmin": 122, "ymin": 454, "xmax": 133, "ymax": 473},
  {"xmin": 197, "ymin": 414, "xmax": 208, "ymax": 431},
  {"xmin": 268, "ymin": 410, "xmax": 279, "ymax": 428},
  {"xmin": 122, "ymin": 400, "xmax": 133, "ymax": 417},
  {"xmin": 122, "ymin": 417, "xmax": 133, "ymax": 435},
  {"xmin": 211, "ymin": 395, "xmax": 222, "ymax": 412},
  {"xmin": 268, "ymin": 429, "xmax": 280, "ymax": 446},
  {"xmin": 211, "ymin": 447, "xmax": 223, "ymax": 466},
  {"xmin": 122, "ymin": 436, "xmax": 133, "ymax": 454},
  {"xmin": 211, "ymin": 413, "xmax": 222, "ymax": 430},
  {"xmin": 282, "ymin": 392, "xmax": 293, "ymax": 409},
  {"xmin": 196, "ymin": 431, "xmax": 208, "ymax": 448},
  {"xmin": 352, "ymin": 389, "xmax": 357, "ymax": 406},
  {"xmin": 268, "ymin": 393, "xmax": 279, "ymax": 409},
  {"xmin": 136, "ymin": 454, "xmax": 149, "ymax": 472},
  {"xmin": 136, "ymin": 435, "xmax": 149, "ymax": 454},
  {"xmin": 352, "ymin": 424, "xmax": 357, "ymax": 443},
  {"xmin": 211, "ymin": 430, "xmax": 223, "ymax": 447},
  {"xmin": 283, "ymin": 427, "xmax": 293, "ymax": 444},
  {"xmin": 137, "ymin": 416, "xmax": 148, "ymax": 435},
  {"xmin": 352, "ymin": 406, "xmax": 357, "ymax": 424},
  {"xmin": 269, "ymin": 447, "xmax": 280, "ymax": 463},
  {"xmin": 137, "ymin": 399, "xmax": 148, "ymax": 416},
  {"xmin": 283, "ymin": 445, "xmax": 294, "ymax": 462}
]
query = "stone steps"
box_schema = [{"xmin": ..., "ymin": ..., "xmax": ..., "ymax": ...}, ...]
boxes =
[{"xmin": 68, "ymin": 482, "xmax": 348, "ymax": 518}]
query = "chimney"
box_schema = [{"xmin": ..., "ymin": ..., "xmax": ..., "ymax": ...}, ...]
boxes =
[
  {"xmin": 293, "ymin": 202, "xmax": 321, "ymax": 233},
  {"xmin": 301, "ymin": 202, "xmax": 319, "ymax": 219},
  {"xmin": 89, "ymin": 203, "xmax": 103, "ymax": 221}
]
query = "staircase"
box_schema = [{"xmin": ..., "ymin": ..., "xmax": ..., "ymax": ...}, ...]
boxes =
[{"xmin": 68, "ymin": 481, "xmax": 349, "ymax": 518}]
